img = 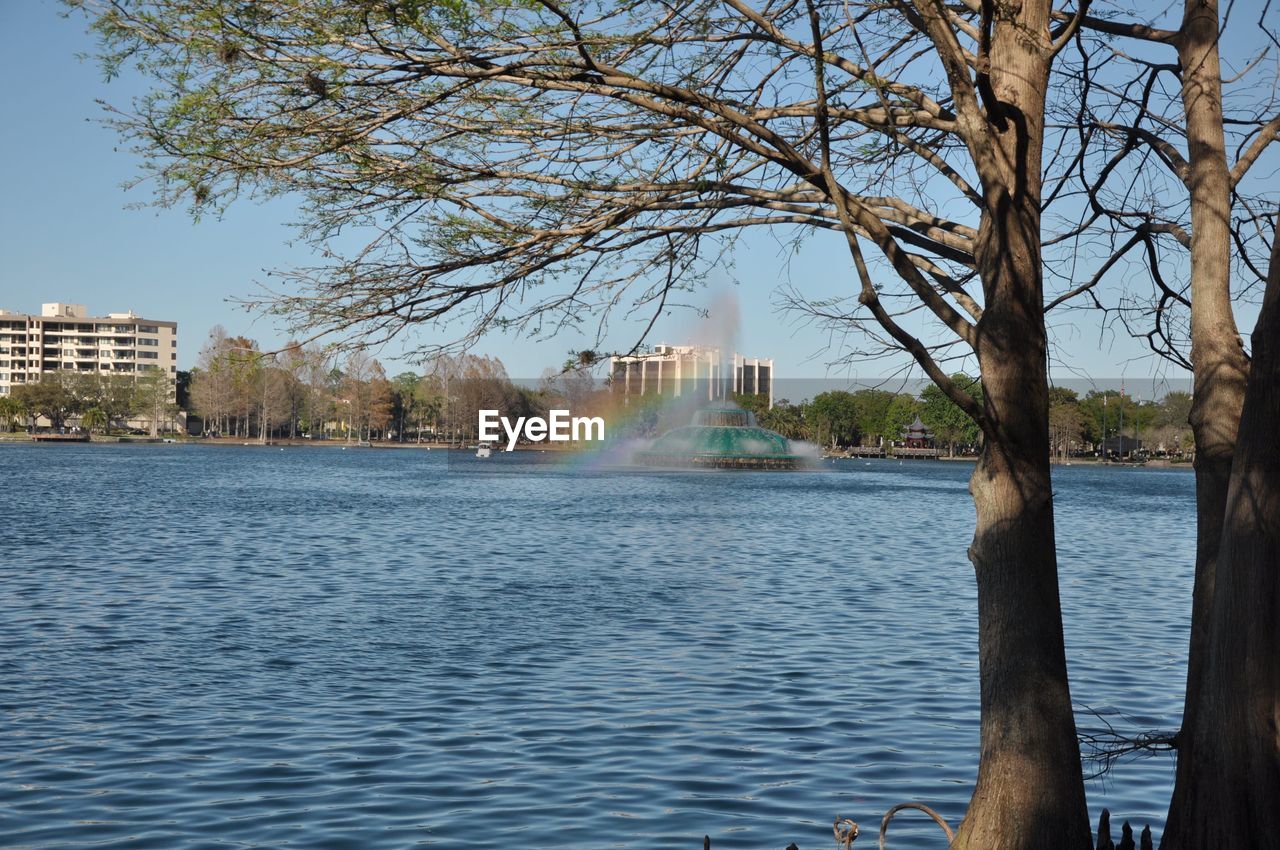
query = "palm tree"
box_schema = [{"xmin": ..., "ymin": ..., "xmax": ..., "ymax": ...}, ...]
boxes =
[
  {"xmin": 81, "ymin": 406, "xmax": 107, "ymax": 436},
  {"xmin": 0, "ymin": 396, "xmax": 26, "ymax": 432}
]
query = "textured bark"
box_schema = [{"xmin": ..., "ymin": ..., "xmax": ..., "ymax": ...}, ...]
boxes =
[
  {"xmin": 956, "ymin": 430, "xmax": 1091, "ymax": 850},
  {"xmin": 1162, "ymin": 222, "xmax": 1280, "ymax": 848},
  {"xmin": 949, "ymin": 2, "xmax": 1090, "ymax": 847},
  {"xmin": 1162, "ymin": 1, "xmax": 1252, "ymax": 843}
]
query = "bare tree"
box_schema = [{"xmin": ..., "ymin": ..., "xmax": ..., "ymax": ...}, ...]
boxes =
[
  {"xmin": 75, "ymin": 2, "xmax": 1104, "ymax": 844},
  {"xmin": 448, "ymin": 354, "xmax": 516, "ymax": 441},
  {"xmin": 1048, "ymin": 399, "xmax": 1083, "ymax": 461},
  {"xmin": 1175, "ymin": 212, "xmax": 1280, "ymax": 848},
  {"xmin": 135, "ymin": 366, "xmax": 176, "ymax": 436},
  {"xmin": 1049, "ymin": 4, "xmax": 1280, "ymax": 843},
  {"xmin": 191, "ymin": 325, "xmax": 235, "ymax": 435},
  {"xmin": 341, "ymin": 348, "xmax": 387, "ymax": 441},
  {"xmin": 255, "ymin": 355, "xmax": 297, "ymax": 442},
  {"xmin": 214, "ymin": 335, "xmax": 261, "ymax": 438},
  {"xmin": 367, "ymin": 372, "xmax": 396, "ymax": 439},
  {"xmin": 302, "ymin": 344, "xmax": 334, "ymax": 438},
  {"xmin": 281, "ymin": 340, "xmax": 311, "ymax": 438}
]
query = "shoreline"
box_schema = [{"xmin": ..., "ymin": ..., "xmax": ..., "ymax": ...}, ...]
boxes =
[
  {"xmin": 0, "ymin": 433, "xmax": 1195, "ymax": 466},
  {"xmin": 823, "ymin": 452, "xmax": 1190, "ymax": 467},
  {"xmin": 0, "ymin": 433, "xmax": 582, "ymax": 451}
]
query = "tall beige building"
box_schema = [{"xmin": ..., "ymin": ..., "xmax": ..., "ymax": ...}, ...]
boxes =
[
  {"xmin": 609, "ymin": 344, "xmax": 773, "ymax": 408},
  {"xmin": 0, "ymin": 303, "xmax": 178, "ymax": 397}
]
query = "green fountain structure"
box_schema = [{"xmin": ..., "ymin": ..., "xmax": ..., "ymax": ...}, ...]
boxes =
[{"xmin": 634, "ymin": 401, "xmax": 804, "ymax": 469}]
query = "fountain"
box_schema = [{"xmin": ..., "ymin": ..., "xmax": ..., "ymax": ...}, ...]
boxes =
[{"xmin": 634, "ymin": 401, "xmax": 804, "ymax": 469}]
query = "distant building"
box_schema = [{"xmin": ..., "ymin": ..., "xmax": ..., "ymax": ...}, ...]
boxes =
[
  {"xmin": 0, "ymin": 303, "xmax": 179, "ymax": 428},
  {"xmin": 609, "ymin": 344, "xmax": 773, "ymax": 408},
  {"xmin": 1101, "ymin": 435, "xmax": 1142, "ymax": 457},
  {"xmin": 900, "ymin": 415, "xmax": 935, "ymax": 448}
]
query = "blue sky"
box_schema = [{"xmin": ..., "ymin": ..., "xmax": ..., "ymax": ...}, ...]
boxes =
[{"xmin": 0, "ymin": 1, "xmax": 1218, "ymax": 396}]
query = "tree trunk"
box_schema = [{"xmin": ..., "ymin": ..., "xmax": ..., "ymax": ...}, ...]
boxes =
[
  {"xmin": 949, "ymin": 3, "xmax": 1090, "ymax": 846},
  {"xmin": 1162, "ymin": 2, "xmax": 1252, "ymax": 843},
  {"xmin": 958, "ymin": 428, "xmax": 1088, "ymax": 850},
  {"xmin": 1162, "ymin": 220, "xmax": 1280, "ymax": 848},
  {"xmin": 953, "ymin": 219, "xmax": 1091, "ymax": 850}
]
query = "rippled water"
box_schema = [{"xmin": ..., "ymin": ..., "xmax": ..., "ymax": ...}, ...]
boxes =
[{"xmin": 0, "ymin": 444, "xmax": 1194, "ymax": 849}]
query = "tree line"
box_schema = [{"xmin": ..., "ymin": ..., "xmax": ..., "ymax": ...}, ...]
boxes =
[
  {"xmin": 189, "ymin": 334, "xmax": 992, "ymax": 452},
  {"xmin": 1048, "ymin": 388, "xmax": 1194, "ymax": 460},
  {"xmin": 736, "ymin": 374, "xmax": 984, "ymax": 455},
  {"xmin": 188, "ymin": 326, "xmax": 392, "ymax": 441},
  {"xmin": 733, "ymin": 380, "xmax": 1193, "ymax": 459},
  {"xmin": 187, "ymin": 326, "xmax": 611, "ymax": 443},
  {"xmin": 0, "ymin": 369, "xmax": 176, "ymax": 436}
]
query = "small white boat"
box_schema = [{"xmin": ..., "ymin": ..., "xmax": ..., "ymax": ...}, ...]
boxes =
[{"xmin": 476, "ymin": 444, "xmax": 493, "ymax": 458}]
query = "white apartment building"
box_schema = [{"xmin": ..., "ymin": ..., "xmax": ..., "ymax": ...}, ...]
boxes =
[
  {"xmin": 0, "ymin": 303, "xmax": 178, "ymax": 397},
  {"xmin": 609, "ymin": 344, "xmax": 774, "ymax": 408}
]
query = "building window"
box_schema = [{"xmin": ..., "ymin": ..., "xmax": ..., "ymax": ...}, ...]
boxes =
[
  {"xmin": 138, "ymin": 337, "xmax": 158, "ymax": 346},
  {"xmin": 138, "ymin": 325, "xmax": 159, "ymax": 333}
]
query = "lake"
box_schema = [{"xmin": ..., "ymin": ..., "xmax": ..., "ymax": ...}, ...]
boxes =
[{"xmin": 0, "ymin": 443, "xmax": 1194, "ymax": 849}]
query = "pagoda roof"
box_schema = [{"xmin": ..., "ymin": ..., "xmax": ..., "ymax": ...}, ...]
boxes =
[{"xmin": 902, "ymin": 415, "xmax": 932, "ymax": 434}]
